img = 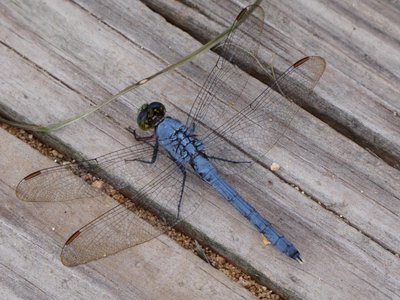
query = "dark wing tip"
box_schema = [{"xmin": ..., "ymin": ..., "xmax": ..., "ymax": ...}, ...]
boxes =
[
  {"xmin": 16, "ymin": 170, "xmax": 43, "ymax": 200},
  {"xmin": 23, "ymin": 170, "xmax": 43, "ymax": 180},
  {"xmin": 293, "ymin": 56, "xmax": 310, "ymax": 68},
  {"xmin": 65, "ymin": 230, "xmax": 81, "ymax": 245},
  {"xmin": 61, "ymin": 230, "xmax": 83, "ymax": 267}
]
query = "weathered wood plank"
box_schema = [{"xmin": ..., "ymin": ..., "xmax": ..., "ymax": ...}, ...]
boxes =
[
  {"xmin": 142, "ymin": 0, "xmax": 400, "ymax": 166},
  {"xmin": 0, "ymin": 0, "xmax": 399, "ymax": 299},
  {"xmin": 44, "ymin": 0, "xmax": 399, "ymax": 256},
  {"xmin": 0, "ymin": 128, "xmax": 256, "ymax": 300},
  {"xmin": 75, "ymin": 0, "xmax": 400, "ymax": 261}
]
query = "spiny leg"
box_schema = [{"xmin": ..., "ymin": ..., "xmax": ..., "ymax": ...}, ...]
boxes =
[
  {"xmin": 208, "ymin": 155, "xmax": 251, "ymax": 165},
  {"xmin": 126, "ymin": 138, "xmax": 160, "ymax": 165},
  {"xmin": 127, "ymin": 126, "xmax": 154, "ymax": 142},
  {"xmin": 125, "ymin": 126, "xmax": 159, "ymax": 164},
  {"xmin": 175, "ymin": 163, "xmax": 187, "ymax": 221}
]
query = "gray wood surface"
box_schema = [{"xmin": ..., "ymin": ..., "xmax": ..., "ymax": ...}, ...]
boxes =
[
  {"xmin": 0, "ymin": 128, "xmax": 256, "ymax": 300},
  {"xmin": 0, "ymin": 0, "xmax": 399, "ymax": 299},
  {"xmin": 144, "ymin": 0, "xmax": 400, "ymax": 167}
]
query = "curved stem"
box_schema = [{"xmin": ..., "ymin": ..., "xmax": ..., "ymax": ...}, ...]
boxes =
[{"xmin": 0, "ymin": 0, "xmax": 262, "ymax": 132}]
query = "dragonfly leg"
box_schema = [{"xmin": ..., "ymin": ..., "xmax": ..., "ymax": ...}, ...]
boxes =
[
  {"xmin": 188, "ymin": 122, "xmax": 196, "ymax": 133},
  {"xmin": 208, "ymin": 155, "xmax": 251, "ymax": 165},
  {"xmin": 127, "ymin": 126, "xmax": 154, "ymax": 141},
  {"xmin": 175, "ymin": 163, "xmax": 187, "ymax": 220},
  {"xmin": 125, "ymin": 140, "xmax": 159, "ymax": 165}
]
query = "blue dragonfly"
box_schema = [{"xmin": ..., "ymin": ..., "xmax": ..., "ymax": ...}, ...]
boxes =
[{"xmin": 16, "ymin": 5, "xmax": 325, "ymax": 266}]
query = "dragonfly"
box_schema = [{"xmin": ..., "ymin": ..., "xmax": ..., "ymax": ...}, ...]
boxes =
[{"xmin": 16, "ymin": 5, "xmax": 325, "ymax": 266}]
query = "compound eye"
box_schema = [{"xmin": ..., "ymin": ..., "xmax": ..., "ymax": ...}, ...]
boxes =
[{"xmin": 137, "ymin": 102, "xmax": 166, "ymax": 130}]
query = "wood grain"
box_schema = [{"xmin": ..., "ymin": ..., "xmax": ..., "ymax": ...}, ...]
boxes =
[
  {"xmin": 0, "ymin": 128, "xmax": 256, "ymax": 300},
  {"xmin": 143, "ymin": 0, "xmax": 400, "ymax": 167},
  {"xmin": 0, "ymin": 0, "xmax": 399, "ymax": 299}
]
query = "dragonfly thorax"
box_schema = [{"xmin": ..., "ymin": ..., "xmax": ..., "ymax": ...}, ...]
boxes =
[{"xmin": 156, "ymin": 118, "xmax": 205, "ymax": 165}]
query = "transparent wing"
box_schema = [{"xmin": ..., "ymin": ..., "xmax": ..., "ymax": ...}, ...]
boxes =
[
  {"xmin": 16, "ymin": 143, "xmax": 202, "ymax": 266},
  {"xmin": 186, "ymin": 4, "xmax": 264, "ymax": 132},
  {"xmin": 184, "ymin": 6, "xmax": 325, "ymax": 174},
  {"xmin": 61, "ymin": 162, "xmax": 200, "ymax": 266},
  {"xmin": 200, "ymin": 56, "xmax": 326, "ymax": 174},
  {"xmin": 16, "ymin": 143, "xmax": 156, "ymax": 202}
]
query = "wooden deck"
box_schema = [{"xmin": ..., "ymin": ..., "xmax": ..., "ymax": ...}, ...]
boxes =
[
  {"xmin": 0, "ymin": 128, "xmax": 256, "ymax": 300},
  {"xmin": 0, "ymin": 0, "xmax": 399, "ymax": 299}
]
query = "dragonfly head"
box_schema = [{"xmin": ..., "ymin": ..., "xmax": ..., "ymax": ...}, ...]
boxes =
[{"xmin": 137, "ymin": 102, "xmax": 166, "ymax": 130}]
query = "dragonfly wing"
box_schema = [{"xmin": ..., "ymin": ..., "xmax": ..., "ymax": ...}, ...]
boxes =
[
  {"xmin": 186, "ymin": 4, "xmax": 264, "ymax": 133},
  {"xmin": 17, "ymin": 142, "xmax": 202, "ymax": 266},
  {"xmin": 16, "ymin": 143, "xmax": 155, "ymax": 202},
  {"xmin": 200, "ymin": 56, "xmax": 326, "ymax": 175},
  {"xmin": 61, "ymin": 161, "xmax": 200, "ymax": 266},
  {"xmin": 16, "ymin": 160, "xmax": 104, "ymax": 202}
]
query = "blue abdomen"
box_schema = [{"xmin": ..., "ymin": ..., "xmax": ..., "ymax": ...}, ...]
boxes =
[
  {"xmin": 192, "ymin": 155, "xmax": 301, "ymax": 260},
  {"xmin": 156, "ymin": 117, "xmax": 301, "ymax": 260}
]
